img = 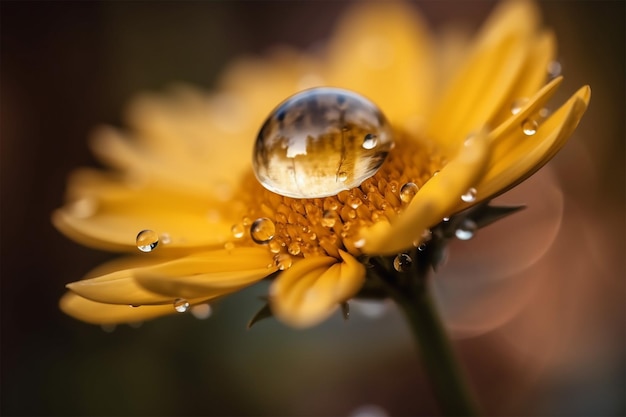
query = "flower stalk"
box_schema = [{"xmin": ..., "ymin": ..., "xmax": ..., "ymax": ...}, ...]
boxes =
[{"xmin": 370, "ymin": 248, "xmax": 481, "ymax": 416}]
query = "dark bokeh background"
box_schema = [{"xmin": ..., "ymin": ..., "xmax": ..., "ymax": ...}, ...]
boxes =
[{"xmin": 2, "ymin": 1, "xmax": 624, "ymax": 416}]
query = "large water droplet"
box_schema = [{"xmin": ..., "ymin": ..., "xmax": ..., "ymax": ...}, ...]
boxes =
[
  {"xmin": 253, "ymin": 88, "xmax": 394, "ymax": 198},
  {"xmin": 461, "ymin": 187, "xmax": 477, "ymax": 203},
  {"xmin": 173, "ymin": 298, "xmax": 190, "ymax": 313},
  {"xmin": 399, "ymin": 182, "xmax": 419, "ymax": 203},
  {"xmin": 522, "ymin": 119, "xmax": 538, "ymax": 136},
  {"xmin": 136, "ymin": 229, "xmax": 159, "ymax": 252},
  {"xmin": 393, "ymin": 253, "xmax": 413, "ymax": 272},
  {"xmin": 455, "ymin": 219, "xmax": 477, "ymax": 240},
  {"xmin": 250, "ymin": 217, "xmax": 276, "ymax": 244}
]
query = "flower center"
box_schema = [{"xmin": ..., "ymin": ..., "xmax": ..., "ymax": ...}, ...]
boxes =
[{"xmin": 230, "ymin": 131, "xmax": 443, "ymax": 263}]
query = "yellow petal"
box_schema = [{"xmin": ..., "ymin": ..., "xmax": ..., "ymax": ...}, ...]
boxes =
[
  {"xmin": 426, "ymin": 0, "xmax": 540, "ymax": 152},
  {"xmin": 133, "ymin": 247, "xmax": 276, "ymax": 299},
  {"xmin": 60, "ymin": 292, "xmax": 209, "ymax": 325},
  {"xmin": 270, "ymin": 251, "xmax": 365, "ymax": 328},
  {"xmin": 361, "ymin": 130, "xmax": 490, "ymax": 256},
  {"xmin": 478, "ymin": 85, "xmax": 591, "ymax": 199},
  {"xmin": 52, "ymin": 169, "xmax": 234, "ymax": 252},
  {"xmin": 325, "ymin": 1, "xmax": 435, "ymax": 131}
]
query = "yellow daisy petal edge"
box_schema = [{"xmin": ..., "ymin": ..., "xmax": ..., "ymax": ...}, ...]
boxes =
[{"xmin": 55, "ymin": 0, "xmax": 590, "ymax": 327}]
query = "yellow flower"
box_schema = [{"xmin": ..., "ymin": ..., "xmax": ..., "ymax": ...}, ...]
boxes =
[{"xmin": 54, "ymin": 0, "xmax": 589, "ymax": 328}]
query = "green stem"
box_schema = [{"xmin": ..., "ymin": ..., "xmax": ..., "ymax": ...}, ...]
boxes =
[{"xmin": 371, "ymin": 256, "xmax": 481, "ymax": 416}]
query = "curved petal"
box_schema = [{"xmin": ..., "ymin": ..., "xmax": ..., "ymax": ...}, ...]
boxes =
[
  {"xmin": 270, "ymin": 251, "xmax": 365, "ymax": 328},
  {"xmin": 477, "ymin": 85, "xmax": 591, "ymax": 200},
  {"xmin": 325, "ymin": 1, "xmax": 436, "ymax": 132},
  {"xmin": 133, "ymin": 247, "xmax": 276, "ymax": 299},
  {"xmin": 361, "ymin": 131, "xmax": 490, "ymax": 256},
  {"xmin": 52, "ymin": 169, "xmax": 235, "ymax": 252},
  {"xmin": 60, "ymin": 292, "xmax": 210, "ymax": 325},
  {"xmin": 426, "ymin": 0, "xmax": 541, "ymax": 153}
]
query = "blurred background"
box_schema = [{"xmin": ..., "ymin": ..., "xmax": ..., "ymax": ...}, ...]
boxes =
[{"xmin": 1, "ymin": 1, "xmax": 624, "ymax": 416}]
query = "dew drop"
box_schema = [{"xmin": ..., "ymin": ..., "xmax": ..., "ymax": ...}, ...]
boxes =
[
  {"xmin": 348, "ymin": 196, "xmax": 362, "ymax": 209},
  {"xmin": 362, "ymin": 133, "xmax": 378, "ymax": 149},
  {"xmin": 547, "ymin": 60, "xmax": 562, "ymax": 78},
  {"xmin": 224, "ymin": 241, "xmax": 235, "ymax": 251},
  {"xmin": 274, "ymin": 253, "xmax": 293, "ymax": 270},
  {"xmin": 510, "ymin": 98, "xmax": 529, "ymax": 115},
  {"xmin": 136, "ymin": 229, "xmax": 159, "ymax": 252},
  {"xmin": 393, "ymin": 253, "xmax": 413, "ymax": 272},
  {"xmin": 231, "ymin": 223, "xmax": 244, "ymax": 239},
  {"xmin": 354, "ymin": 237, "xmax": 366, "ymax": 248},
  {"xmin": 399, "ymin": 182, "xmax": 419, "ymax": 203},
  {"xmin": 160, "ymin": 233, "xmax": 171, "ymax": 245},
  {"xmin": 68, "ymin": 198, "xmax": 98, "ymax": 219},
  {"xmin": 252, "ymin": 88, "xmax": 394, "ymax": 198},
  {"xmin": 288, "ymin": 242, "xmax": 301, "ymax": 255},
  {"xmin": 455, "ymin": 219, "xmax": 477, "ymax": 241},
  {"xmin": 174, "ymin": 298, "xmax": 190, "ymax": 313},
  {"xmin": 250, "ymin": 217, "xmax": 276, "ymax": 244},
  {"xmin": 321, "ymin": 210, "xmax": 337, "ymax": 227},
  {"xmin": 461, "ymin": 187, "xmax": 477, "ymax": 203},
  {"xmin": 522, "ymin": 119, "xmax": 538, "ymax": 136}
]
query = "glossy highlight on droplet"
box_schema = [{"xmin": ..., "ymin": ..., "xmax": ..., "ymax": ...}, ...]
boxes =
[
  {"xmin": 250, "ymin": 217, "xmax": 276, "ymax": 244},
  {"xmin": 136, "ymin": 229, "xmax": 159, "ymax": 252},
  {"xmin": 252, "ymin": 87, "xmax": 394, "ymax": 198},
  {"xmin": 393, "ymin": 253, "xmax": 413, "ymax": 272},
  {"xmin": 173, "ymin": 298, "xmax": 190, "ymax": 313},
  {"xmin": 522, "ymin": 119, "xmax": 538, "ymax": 136},
  {"xmin": 455, "ymin": 219, "xmax": 477, "ymax": 240},
  {"xmin": 461, "ymin": 187, "xmax": 477, "ymax": 203},
  {"xmin": 399, "ymin": 182, "xmax": 418, "ymax": 203}
]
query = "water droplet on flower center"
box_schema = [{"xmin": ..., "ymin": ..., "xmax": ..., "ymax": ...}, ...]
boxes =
[
  {"xmin": 252, "ymin": 87, "xmax": 394, "ymax": 198},
  {"xmin": 173, "ymin": 298, "xmax": 190, "ymax": 313},
  {"xmin": 399, "ymin": 182, "xmax": 419, "ymax": 203},
  {"xmin": 136, "ymin": 229, "xmax": 159, "ymax": 252},
  {"xmin": 250, "ymin": 217, "xmax": 276, "ymax": 244}
]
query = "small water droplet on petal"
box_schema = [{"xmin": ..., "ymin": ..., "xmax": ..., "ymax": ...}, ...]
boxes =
[
  {"xmin": 510, "ymin": 98, "xmax": 529, "ymax": 115},
  {"xmin": 250, "ymin": 218, "xmax": 276, "ymax": 244},
  {"xmin": 273, "ymin": 253, "xmax": 293, "ymax": 270},
  {"xmin": 68, "ymin": 198, "xmax": 98, "ymax": 219},
  {"xmin": 547, "ymin": 60, "xmax": 562, "ymax": 78},
  {"xmin": 174, "ymin": 298, "xmax": 190, "ymax": 313},
  {"xmin": 455, "ymin": 219, "xmax": 477, "ymax": 240},
  {"xmin": 461, "ymin": 187, "xmax": 477, "ymax": 203},
  {"xmin": 393, "ymin": 253, "xmax": 413, "ymax": 272},
  {"xmin": 231, "ymin": 223, "xmax": 244, "ymax": 239},
  {"xmin": 522, "ymin": 119, "xmax": 538, "ymax": 136},
  {"xmin": 136, "ymin": 229, "xmax": 159, "ymax": 252}
]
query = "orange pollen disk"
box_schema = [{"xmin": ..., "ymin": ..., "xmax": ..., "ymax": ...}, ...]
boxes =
[{"xmin": 229, "ymin": 131, "xmax": 444, "ymax": 263}]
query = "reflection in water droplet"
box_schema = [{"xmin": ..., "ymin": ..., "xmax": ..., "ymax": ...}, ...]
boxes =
[
  {"xmin": 231, "ymin": 223, "xmax": 244, "ymax": 239},
  {"xmin": 274, "ymin": 253, "xmax": 293, "ymax": 270},
  {"xmin": 461, "ymin": 187, "xmax": 477, "ymax": 203},
  {"xmin": 399, "ymin": 182, "xmax": 419, "ymax": 203},
  {"xmin": 455, "ymin": 219, "xmax": 477, "ymax": 240},
  {"xmin": 252, "ymin": 88, "xmax": 394, "ymax": 198},
  {"xmin": 136, "ymin": 230, "xmax": 159, "ymax": 252},
  {"xmin": 174, "ymin": 298, "xmax": 190, "ymax": 313},
  {"xmin": 522, "ymin": 119, "xmax": 538, "ymax": 136},
  {"xmin": 250, "ymin": 218, "xmax": 276, "ymax": 244},
  {"xmin": 510, "ymin": 98, "xmax": 529, "ymax": 115},
  {"xmin": 393, "ymin": 253, "xmax": 413, "ymax": 272},
  {"xmin": 362, "ymin": 133, "xmax": 378, "ymax": 150}
]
